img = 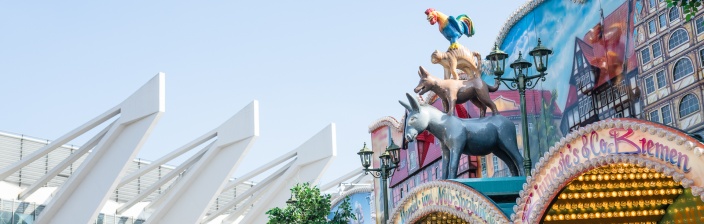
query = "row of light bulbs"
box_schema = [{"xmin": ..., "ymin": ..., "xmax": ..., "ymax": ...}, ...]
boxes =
[
  {"xmin": 559, "ymin": 188, "xmax": 684, "ymax": 200},
  {"xmin": 567, "ymin": 180, "xmax": 679, "ymax": 190},
  {"xmin": 550, "ymin": 198, "xmax": 674, "ymax": 211},
  {"xmin": 423, "ymin": 212, "xmax": 465, "ymax": 222},
  {"xmin": 544, "ymin": 209, "xmax": 665, "ymax": 221},
  {"xmin": 585, "ymin": 167, "xmax": 656, "ymax": 175},
  {"xmin": 576, "ymin": 172, "xmax": 669, "ymax": 181}
]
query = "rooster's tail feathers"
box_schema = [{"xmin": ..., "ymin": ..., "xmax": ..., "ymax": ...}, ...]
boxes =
[{"xmin": 457, "ymin": 14, "xmax": 475, "ymax": 37}]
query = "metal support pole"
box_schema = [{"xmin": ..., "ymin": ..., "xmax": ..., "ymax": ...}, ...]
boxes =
[
  {"xmin": 380, "ymin": 163, "xmax": 389, "ymax": 223},
  {"xmin": 518, "ymin": 87, "xmax": 532, "ymax": 176}
]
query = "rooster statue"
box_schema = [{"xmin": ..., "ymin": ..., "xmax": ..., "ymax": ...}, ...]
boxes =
[{"xmin": 425, "ymin": 8, "xmax": 475, "ymax": 50}]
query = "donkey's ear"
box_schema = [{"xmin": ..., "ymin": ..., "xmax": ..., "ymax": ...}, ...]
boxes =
[
  {"xmin": 399, "ymin": 100, "xmax": 412, "ymax": 112},
  {"xmin": 406, "ymin": 93, "xmax": 420, "ymax": 111}
]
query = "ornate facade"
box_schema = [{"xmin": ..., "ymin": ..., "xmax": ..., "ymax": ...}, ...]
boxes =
[{"xmin": 635, "ymin": 0, "xmax": 704, "ymax": 134}]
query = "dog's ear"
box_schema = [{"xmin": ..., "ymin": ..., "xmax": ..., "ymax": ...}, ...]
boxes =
[{"xmin": 418, "ymin": 66, "xmax": 429, "ymax": 78}]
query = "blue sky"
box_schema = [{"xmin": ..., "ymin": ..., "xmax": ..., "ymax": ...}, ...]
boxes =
[{"xmin": 0, "ymin": 1, "xmax": 524, "ymax": 183}]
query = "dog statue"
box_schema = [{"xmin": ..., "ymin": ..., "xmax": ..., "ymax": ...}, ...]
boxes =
[
  {"xmin": 400, "ymin": 93, "xmax": 524, "ymax": 179},
  {"xmin": 431, "ymin": 46, "xmax": 482, "ymax": 80},
  {"xmin": 414, "ymin": 66, "xmax": 499, "ymax": 117}
]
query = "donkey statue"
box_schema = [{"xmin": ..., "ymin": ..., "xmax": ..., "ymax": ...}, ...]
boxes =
[{"xmin": 400, "ymin": 93, "xmax": 524, "ymax": 179}]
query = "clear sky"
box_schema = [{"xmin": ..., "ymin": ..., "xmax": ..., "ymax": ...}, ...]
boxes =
[{"xmin": 0, "ymin": 1, "xmax": 525, "ymax": 184}]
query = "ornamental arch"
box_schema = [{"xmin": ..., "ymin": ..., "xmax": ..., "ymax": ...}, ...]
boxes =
[
  {"xmin": 389, "ymin": 180, "xmax": 509, "ymax": 224},
  {"xmin": 512, "ymin": 118, "xmax": 704, "ymax": 223}
]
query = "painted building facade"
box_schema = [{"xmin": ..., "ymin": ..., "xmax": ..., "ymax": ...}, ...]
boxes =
[
  {"xmin": 634, "ymin": 0, "xmax": 704, "ymax": 134},
  {"xmin": 560, "ymin": 1, "xmax": 641, "ymax": 135}
]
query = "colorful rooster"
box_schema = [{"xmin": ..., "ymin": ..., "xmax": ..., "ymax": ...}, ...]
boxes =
[{"xmin": 425, "ymin": 8, "xmax": 475, "ymax": 50}]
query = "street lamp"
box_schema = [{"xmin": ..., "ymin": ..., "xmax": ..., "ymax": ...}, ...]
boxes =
[
  {"xmin": 486, "ymin": 39, "xmax": 552, "ymax": 176},
  {"xmin": 357, "ymin": 141, "xmax": 401, "ymax": 222},
  {"xmin": 286, "ymin": 190, "xmax": 298, "ymax": 205}
]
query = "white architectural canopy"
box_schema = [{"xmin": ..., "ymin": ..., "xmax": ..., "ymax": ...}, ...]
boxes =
[{"xmin": 0, "ymin": 73, "xmax": 339, "ymax": 224}]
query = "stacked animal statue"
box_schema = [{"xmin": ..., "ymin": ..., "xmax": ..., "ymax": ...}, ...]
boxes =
[
  {"xmin": 431, "ymin": 45, "xmax": 482, "ymax": 80},
  {"xmin": 400, "ymin": 93, "xmax": 524, "ymax": 179},
  {"xmin": 414, "ymin": 66, "xmax": 499, "ymax": 117}
]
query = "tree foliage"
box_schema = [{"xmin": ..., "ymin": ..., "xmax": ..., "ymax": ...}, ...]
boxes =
[
  {"xmin": 266, "ymin": 182, "xmax": 356, "ymax": 224},
  {"xmin": 528, "ymin": 89, "xmax": 561, "ymax": 163},
  {"xmin": 666, "ymin": 0, "xmax": 702, "ymax": 21}
]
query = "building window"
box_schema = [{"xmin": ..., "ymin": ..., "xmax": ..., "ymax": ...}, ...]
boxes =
[
  {"xmin": 659, "ymin": 14, "xmax": 668, "ymax": 28},
  {"xmin": 700, "ymin": 49, "xmax": 704, "ymax": 67},
  {"xmin": 480, "ymin": 156, "xmax": 487, "ymax": 177},
  {"xmin": 649, "ymin": 0, "xmax": 656, "ymax": 8},
  {"xmin": 645, "ymin": 76, "xmax": 656, "ymax": 94},
  {"xmin": 434, "ymin": 166, "xmax": 439, "ymax": 179},
  {"xmin": 697, "ymin": 17, "xmax": 704, "ymax": 34},
  {"xmin": 673, "ymin": 58, "xmax": 694, "ymax": 81},
  {"xmin": 652, "ymin": 42, "xmax": 662, "ymax": 58},
  {"xmin": 492, "ymin": 155, "xmax": 499, "ymax": 173},
  {"xmin": 650, "ymin": 110, "xmax": 661, "ymax": 123},
  {"xmin": 669, "ymin": 7, "xmax": 680, "ymax": 22},
  {"xmin": 648, "ymin": 20, "xmax": 657, "ymax": 34},
  {"xmin": 669, "ymin": 29, "xmax": 690, "ymax": 50},
  {"xmin": 641, "ymin": 48, "xmax": 651, "ymax": 63},
  {"xmin": 662, "ymin": 105, "xmax": 672, "ymax": 124},
  {"xmin": 656, "ymin": 71, "xmax": 666, "ymax": 88},
  {"xmin": 679, "ymin": 94, "xmax": 700, "ymax": 117}
]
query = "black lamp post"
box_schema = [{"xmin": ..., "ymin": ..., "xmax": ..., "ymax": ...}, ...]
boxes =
[
  {"xmin": 357, "ymin": 141, "xmax": 400, "ymax": 223},
  {"xmin": 286, "ymin": 190, "xmax": 298, "ymax": 205},
  {"xmin": 486, "ymin": 39, "xmax": 552, "ymax": 176}
]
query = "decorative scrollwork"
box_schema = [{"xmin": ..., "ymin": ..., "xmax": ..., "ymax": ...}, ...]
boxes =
[{"xmin": 364, "ymin": 170, "xmax": 383, "ymax": 178}]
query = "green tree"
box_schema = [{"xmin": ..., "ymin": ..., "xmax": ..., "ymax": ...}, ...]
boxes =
[
  {"xmin": 529, "ymin": 89, "xmax": 561, "ymax": 163},
  {"xmin": 266, "ymin": 182, "xmax": 356, "ymax": 224},
  {"xmin": 666, "ymin": 0, "xmax": 702, "ymax": 21}
]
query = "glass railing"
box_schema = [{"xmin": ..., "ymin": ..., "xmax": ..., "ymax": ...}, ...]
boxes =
[{"xmin": 0, "ymin": 198, "xmax": 144, "ymax": 224}]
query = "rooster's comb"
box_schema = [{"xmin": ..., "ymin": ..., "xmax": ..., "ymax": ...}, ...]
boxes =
[{"xmin": 425, "ymin": 8, "xmax": 435, "ymax": 15}]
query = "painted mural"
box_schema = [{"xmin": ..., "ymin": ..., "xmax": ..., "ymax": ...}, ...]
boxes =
[
  {"xmin": 329, "ymin": 191, "xmax": 374, "ymax": 224},
  {"xmin": 492, "ymin": 0, "xmax": 704, "ymax": 143},
  {"xmin": 493, "ymin": 0, "xmax": 635, "ymax": 138}
]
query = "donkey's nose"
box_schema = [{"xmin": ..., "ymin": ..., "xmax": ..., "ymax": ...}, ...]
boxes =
[{"xmin": 406, "ymin": 134, "xmax": 415, "ymax": 142}]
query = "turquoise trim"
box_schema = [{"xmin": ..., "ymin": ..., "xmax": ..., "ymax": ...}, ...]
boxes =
[{"xmin": 449, "ymin": 177, "xmax": 526, "ymax": 217}]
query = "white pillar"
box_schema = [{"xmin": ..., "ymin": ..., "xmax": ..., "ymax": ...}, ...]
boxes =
[
  {"xmin": 227, "ymin": 123, "xmax": 336, "ymax": 224},
  {"xmin": 145, "ymin": 101, "xmax": 259, "ymax": 224},
  {"xmin": 35, "ymin": 73, "xmax": 165, "ymax": 224}
]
